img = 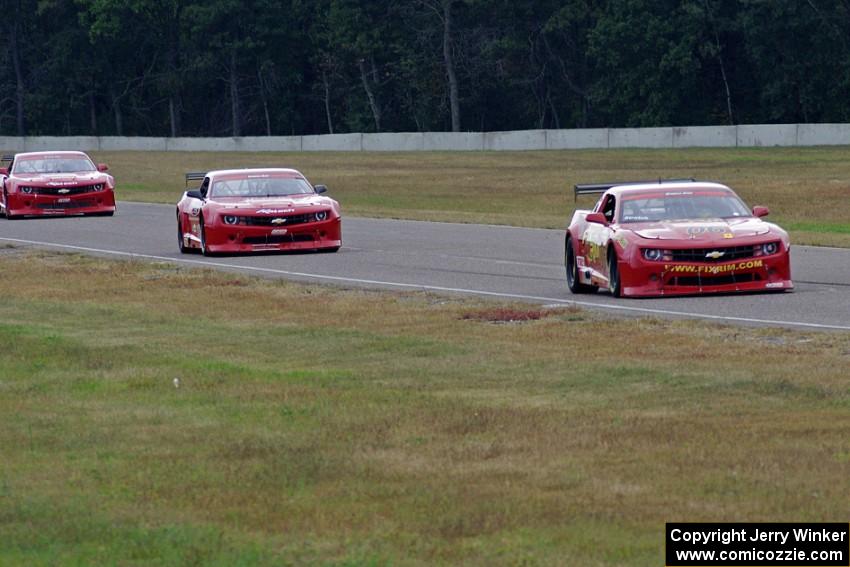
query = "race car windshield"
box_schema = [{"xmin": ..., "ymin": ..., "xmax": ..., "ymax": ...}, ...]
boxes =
[
  {"xmin": 13, "ymin": 157, "xmax": 96, "ymax": 174},
  {"xmin": 211, "ymin": 177, "xmax": 315, "ymax": 198},
  {"xmin": 620, "ymin": 193, "xmax": 751, "ymax": 223}
]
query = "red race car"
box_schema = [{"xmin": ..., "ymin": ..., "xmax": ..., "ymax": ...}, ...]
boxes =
[
  {"xmin": 0, "ymin": 151, "xmax": 116, "ymax": 218},
  {"xmin": 176, "ymin": 168, "xmax": 341, "ymax": 255},
  {"xmin": 565, "ymin": 179, "xmax": 793, "ymax": 297}
]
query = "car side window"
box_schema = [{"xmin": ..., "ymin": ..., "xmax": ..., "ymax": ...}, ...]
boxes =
[
  {"xmin": 200, "ymin": 178, "xmax": 210, "ymax": 198},
  {"xmin": 602, "ymin": 195, "xmax": 616, "ymax": 222}
]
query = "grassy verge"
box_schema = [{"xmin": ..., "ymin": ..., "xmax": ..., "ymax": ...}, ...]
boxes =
[
  {"xmin": 88, "ymin": 147, "xmax": 850, "ymax": 247},
  {"xmin": 1, "ymin": 250, "xmax": 849, "ymax": 565}
]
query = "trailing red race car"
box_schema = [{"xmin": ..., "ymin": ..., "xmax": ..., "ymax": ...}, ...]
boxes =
[
  {"xmin": 176, "ymin": 168, "xmax": 341, "ymax": 255},
  {"xmin": 0, "ymin": 151, "xmax": 116, "ymax": 218},
  {"xmin": 565, "ymin": 179, "xmax": 793, "ymax": 297}
]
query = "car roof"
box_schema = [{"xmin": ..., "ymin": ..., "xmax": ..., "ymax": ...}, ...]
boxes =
[
  {"xmin": 608, "ymin": 181, "xmax": 733, "ymax": 196},
  {"xmin": 206, "ymin": 168, "xmax": 304, "ymax": 181}
]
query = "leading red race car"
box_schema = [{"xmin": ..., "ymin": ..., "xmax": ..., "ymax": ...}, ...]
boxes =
[
  {"xmin": 0, "ymin": 151, "xmax": 116, "ymax": 218},
  {"xmin": 565, "ymin": 179, "xmax": 793, "ymax": 297},
  {"xmin": 176, "ymin": 168, "xmax": 341, "ymax": 255}
]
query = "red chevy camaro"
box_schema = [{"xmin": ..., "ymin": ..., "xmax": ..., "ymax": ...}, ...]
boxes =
[
  {"xmin": 565, "ymin": 179, "xmax": 793, "ymax": 297},
  {"xmin": 176, "ymin": 168, "xmax": 341, "ymax": 255},
  {"xmin": 0, "ymin": 151, "xmax": 116, "ymax": 218}
]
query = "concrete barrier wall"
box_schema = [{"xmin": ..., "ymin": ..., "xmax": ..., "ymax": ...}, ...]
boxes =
[
  {"xmin": 484, "ymin": 130, "xmax": 546, "ymax": 151},
  {"xmin": 546, "ymin": 128, "xmax": 607, "ymax": 149},
  {"xmin": 673, "ymin": 126, "xmax": 737, "ymax": 148},
  {"xmin": 2, "ymin": 124, "xmax": 850, "ymax": 153},
  {"xmin": 302, "ymin": 133, "xmax": 362, "ymax": 151},
  {"xmin": 362, "ymin": 132, "xmax": 424, "ymax": 152},
  {"xmin": 423, "ymin": 132, "xmax": 484, "ymax": 151}
]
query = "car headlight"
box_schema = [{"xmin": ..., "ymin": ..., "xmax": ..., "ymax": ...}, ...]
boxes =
[
  {"xmin": 314, "ymin": 211, "xmax": 328, "ymax": 221},
  {"xmin": 93, "ymin": 183, "xmax": 104, "ymax": 191},
  {"xmin": 21, "ymin": 186, "xmax": 33, "ymax": 194},
  {"xmin": 761, "ymin": 242, "xmax": 779, "ymax": 255},
  {"xmin": 223, "ymin": 215, "xmax": 239, "ymax": 225},
  {"xmin": 643, "ymin": 248, "xmax": 663, "ymax": 261}
]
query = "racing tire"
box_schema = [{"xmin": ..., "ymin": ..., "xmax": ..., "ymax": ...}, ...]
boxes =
[
  {"xmin": 607, "ymin": 249, "xmax": 622, "ymax": 298},
  {"xmin": 2, "ymin": 192, "xmax": 17, "ymax": 219},
  {"xmin": 177, "ymin": 215, "xmax": 188, "ymax": 254},
  {"xmin": 565, "ymin": 236, "xmax": 597, "ymax": 294},
  {"xmin": 199, "ymin": 217, "xmax": 216, "ymax": 257}
]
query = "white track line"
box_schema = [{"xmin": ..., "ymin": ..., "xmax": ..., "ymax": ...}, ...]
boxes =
[{"xmin": 3, "ymin": 236, "xmax": 850, "ymax": 332}]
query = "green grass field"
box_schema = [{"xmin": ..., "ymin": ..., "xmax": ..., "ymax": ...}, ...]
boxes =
[
  {"xmin": 89, "ymin": 147, "xmax": 850, "ymax": 247},
  {"xmin": 2, "ymin": 250, "xmax": 849, "ymax": 565}
]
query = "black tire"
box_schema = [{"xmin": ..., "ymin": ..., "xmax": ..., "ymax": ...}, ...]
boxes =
[
  {"xmin": 3, "ymin": 191, "xmax": 16, "ymax": 219},
  {"xmin": 177, "ymin": 214, "xmax": 188, "ymax": 254},
  {"xmin": 199, "ymin": 217, "xmax": 215, "ymax": 256},
  {"xmin": 565, "ymin": 236, "xmax": 597, "ymax": 294},
  {"xmin": 608, "ymin": 249, "xmax": 622, "ymax": 298}
]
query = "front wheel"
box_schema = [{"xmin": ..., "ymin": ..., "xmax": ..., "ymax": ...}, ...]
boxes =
[
  {"xmin": 177, "ymin": 215, "xmax": 188, "ymax": 254},
  {"xmin": 565, "ymin": 236, "xmax": 597, "ymax": 294},
  {"xmin": 199, "ymin": 217, "xmax": 213, "ymax": 256},
  {"xmin": 607, "ymin": 249, "xmax": 622, "ymax": 298}
]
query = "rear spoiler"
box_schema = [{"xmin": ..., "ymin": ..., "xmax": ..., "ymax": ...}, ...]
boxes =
[
  {"xmin": 185, "ymin": 172, "xmax": 206, "ymax": 187},
  {"xmin": 573, "ymin": 178, "xmax": 696, "ymax": 201}
]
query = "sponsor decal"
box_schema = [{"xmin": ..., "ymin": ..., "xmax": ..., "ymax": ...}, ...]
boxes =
[
  {"xmin": 257, "ymin": 208, "xmax": 295, "ymax": 214},
  {"xmin": 615, "ymin": 236, "xmax": 629, "ymax": 250},
  {"xmin": 766, "ymin": 282, "xmax": 785, "ymax": 288},
  {"xmin": 586, "ymin": 241, "xmax": 601, "ymax": 264},
  {"xmin": 58, "ymin": 198, "xmax": 71, "ymax": 204},
  {"xmin": 664, "ymin": 259, "xmax": 764, "ymax": 275},
  {"xmin": 190, "ymin": 207, "xmax": 200, "ymax": 216},
  {"xmin": 687, "ymin": 226, "xmax": 727, "ymax": 236},
  {"xmin": 723, "ymin": 232, "xmax": 734, "ymax": 239},
  {"xmin": 47, "ymin": 181, "xmax": 77, "ymax": 187},
  {"xmin": 271, "ymin": 229, "xmax": 288, "ymax": 235}
]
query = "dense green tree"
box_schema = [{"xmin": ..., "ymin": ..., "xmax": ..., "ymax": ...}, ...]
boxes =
[{"xmin": 1, "ymin": 0, "xmax": 849, "ymax": 135}]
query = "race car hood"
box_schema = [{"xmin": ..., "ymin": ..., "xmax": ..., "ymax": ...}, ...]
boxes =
[
  {"xmin": 630, "ymin": 218, "xmax": 771, "ymax": 241},
  {"xmin": 211, "ymin": 194, "xmax": 336, "ymax": 212},
  {"xmin": 11, "ymin": 172, "xmax": 108, "ymax": 186}
]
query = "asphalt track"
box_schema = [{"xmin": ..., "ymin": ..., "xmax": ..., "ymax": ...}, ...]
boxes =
[{"xmin": 1, "ymin": 201, "xmax": 849, "ymax": 332}]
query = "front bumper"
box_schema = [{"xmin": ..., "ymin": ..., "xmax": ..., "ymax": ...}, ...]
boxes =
[
  {"xmin": 201, "ymin": 217, "xmax": 341, "ymax": 253},
  {"xmin": 5, "ymin": 191, "xmax": 116, "ymax": 217},
  {"xmin": 619, "ymin": 252, "xmax": 793, "ymax": 297}
]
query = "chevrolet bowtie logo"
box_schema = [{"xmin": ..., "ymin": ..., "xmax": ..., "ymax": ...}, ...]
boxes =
[
  {"xmin": 58, "ymin": 189, "xmax": 70, "ymax": 194},
  {"xmin": 706, "ymin": 251, "xmax": 725, "ymax": 259},
  {"xmin": 271, "ymin": 218, "xmax": 287, "ymax": 225}
]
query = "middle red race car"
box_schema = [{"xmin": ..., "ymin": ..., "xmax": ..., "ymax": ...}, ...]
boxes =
[
  {"xmin": 565, "ymin": 179, "xmax": 793, "ymax": 297},
  {"xmin": 176, "ymin": 168, "xmax": 341, "ymax": 255}
]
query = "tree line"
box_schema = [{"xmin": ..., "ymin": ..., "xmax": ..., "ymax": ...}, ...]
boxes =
[{"xmin": 2, "ymin": 0, "xmax": 849, "ymax": 137}]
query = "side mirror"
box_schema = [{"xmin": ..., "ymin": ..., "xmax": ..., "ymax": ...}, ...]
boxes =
[
  {"xmin": 186, "ymin": 190, "xmax": 204, "ymax": 200},
  {"xmin": 752, "ymin": 206, "xmax": 770, "ymax": 218},
  {"xmin": 314, "ymin": 184, "xmax": 328, "ymax": 194},
  {"xmin": 97, "ymin": 163, "xmax": 109, "ymax": 172},
  {"xmin": 0, "ymin": 167, "xmax": 8, "ymax": 176},
  {"xmin": 586, "ymin": 212, "xmax": 608, "ymax": 225}
]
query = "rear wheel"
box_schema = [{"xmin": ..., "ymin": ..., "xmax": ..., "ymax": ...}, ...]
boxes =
[
  {"xmin": 608, "ymin": 249, "xmax": 622, "ymax": 298},
  {"xmin": 565, "ymin": 236, "xmax": 597, "ymax": 294}
]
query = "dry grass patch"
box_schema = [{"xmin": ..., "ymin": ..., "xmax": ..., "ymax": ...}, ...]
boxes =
[
  {"xmin": 88, "ymin": 147, "xmax": 850, "ymax": 246},
  {"xmin": 1, "ymin": 249, "xmax": 849, "ymax": 565}
]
